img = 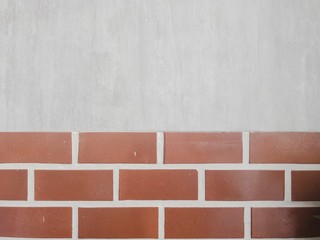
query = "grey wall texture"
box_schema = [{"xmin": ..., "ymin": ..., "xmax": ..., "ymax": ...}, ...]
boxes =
[{"xmin": 0, "ymin": 0, "xmax": 319, "ymax": 131}]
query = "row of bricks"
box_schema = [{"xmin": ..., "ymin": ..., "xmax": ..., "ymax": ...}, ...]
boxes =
[
  {"xmin": 0, "ymin": 207, "xmax": 320, "ymax": 238},
  {"xmin": 0, "ymin": 132, "xmax": 320, "ymax": 164},
  {"xmin": 1, "ymin": 169, "xmax": 320, "ymax": 201}
]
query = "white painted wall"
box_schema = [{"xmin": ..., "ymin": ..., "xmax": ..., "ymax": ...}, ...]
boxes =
[{"xmin": 1, "ymin": 0, "xmax": 319, "ymax": 131}]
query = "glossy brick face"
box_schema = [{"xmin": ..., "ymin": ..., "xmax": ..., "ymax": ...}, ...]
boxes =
[
  {"xmin": 35, "ymin": 170, "xmax": 113, "ymax": 201},
  {"xmin": 0, "ymin": 132, "xmax": 71, "ymax": 163},
  {"xmin": 0, "ymin": 170, "xmax": 27, "ymax": 200},
  {"xmin": 164, "ymin": 132, "xmax": 243, "ymax": 163},
  {"xmin": 206, "ymin": 170, "xmax": 284, "ymax": 200},
  {"xmin": 0, "ymin": 207, "xmax": 72, "ymax": 238},
  {"xmin": 165, "ymin": 208, "xmax": 244, "ymax": 238},
  {"xmin": 120, "ymin": 169, "xmax": 198, "ymax": 200},
  {"xmin": 78, "ymin": 132, "xmax": 157, "ymax": 163},
  {"xmin": 250, "ymin": 132, "xmax": 320, "ymax": 163},
  {"xmin": 292, "ymin": 171, "xmax": 320, "ymax": 201},
  {"xmin": 78, "ymin": 208, "xmax": 158, "ymax": 238}
]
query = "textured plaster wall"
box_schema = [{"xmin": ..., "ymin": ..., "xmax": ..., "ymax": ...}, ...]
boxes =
[{"xmin": 0, "ymin": 0, "xmax": 319, "ymax": 131}]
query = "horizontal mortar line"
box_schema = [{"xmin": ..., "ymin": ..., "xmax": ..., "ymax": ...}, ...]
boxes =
[
  {"xmin": 0, "ymin": 201, "xmax": 319, "ymax": 208},
  {"xmin": 1, "ymin": 163, "xmax": 320, "ymax": 170}
]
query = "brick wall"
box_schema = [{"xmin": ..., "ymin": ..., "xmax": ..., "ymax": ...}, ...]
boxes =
[{"xmin": 0, "ymin": 132, "xmax": 320, "ymax": 239}]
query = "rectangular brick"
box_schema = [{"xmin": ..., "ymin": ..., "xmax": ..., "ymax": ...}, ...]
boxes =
[
  {"xmin": 164, "ymin": 132, "xmax": 242, "ymax": 163},
  {"xmin": 79, "ymin": 132, "xmax": 156, "ymax": 163},
  {"xmin": 165, "ymin": 208, "xmax": 244, "ymax": 238},
  {"xmin": 252, "ymin": 208, "xmax": 320, "ymax": 238},
  {"xmin": 206, "ymin": 170, "xmax": 284, "ymax": 201},
  {"xmin": 250, "ymin": 132, "xmax": 320, "ymax": 163},
  {"xmin": 35, "ymin": 170, "xmax": 113, "ymax": 201},
  {"xmin": 0, "ymin": 170, "xmax": 27, "ymax": 200},
  {"xmin": 0, "ymin": 207, "xmax": 72, "ymax": 238},
  {"xmin": 0, "ymin": 132, "xmax": 71, "ymax": 163},
  {"xmin": 79, "ymin": 208, "xmax": 158, "ymax": 238},
  {"xmin": 292, "ymin": 171, "xmax": 320, "ymax": 201},
  {"xmin": 120, "ymin": 170, "xmax": 198, "ymax": 200}
]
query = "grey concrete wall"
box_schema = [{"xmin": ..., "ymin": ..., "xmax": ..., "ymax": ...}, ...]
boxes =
[{"xmin": 0, "ymin": 0, "xmax": 319, "ymax": 131}]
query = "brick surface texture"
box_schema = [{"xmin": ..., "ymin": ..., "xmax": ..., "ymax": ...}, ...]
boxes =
[{"xmin": 0, "ymin": 132, "xmax": 319, "ymax": 239}]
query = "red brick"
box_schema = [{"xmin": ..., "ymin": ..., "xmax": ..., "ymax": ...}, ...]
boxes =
[
  {"xmin": 292, "ymin": 171, "xmax": 320, "ymax": 201},
  {"xmin": 35, "ymin": 170, "xmax": 113, "ymax": 201},
  {"xmin": 165, "ymin": 208, "xmax": 244, "ymax": 238},
  {"xmin": 120, "ymin": 170, "xmax": 198, "ymax": 200},
  {"xmin": 79, "ymin": 132, "xmax": 156, "ymax": 163},
  {"xmin": 164, "ymin": 132, "xmax": 242, "ymax": 163},
  {"xmin": 79, "ymin": 208, "xmax": 158, "ymax": 238},
  {"xmin": 206, "ymin": 170, "xmax": 284, "ymax": 200},
  {"xmin": 0, "ymin": 132, "xmax": 71, "ymax": 163},
  {"xmin": 252, "ymin": 208, "xmax": 320, "ymax": 238},
  {"xmin": 250, "ymin": 132, "xmax": 320, "ymax": 163},
  {"xmin": 0, "ymin": 207, "xmax": 72, "ymax": 238},
  {"xmin": 0, "ymin": 170, "xmax": 27, "ymax": 200}
]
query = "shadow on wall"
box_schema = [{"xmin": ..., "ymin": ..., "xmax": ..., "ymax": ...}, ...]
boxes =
[
  {"xmin": 294, "ymin": 209, "xmax": 320, "ymax": 237},
  {"xmin": 252, "ymin": 206, "xmax": 320, "ymax": 238}
]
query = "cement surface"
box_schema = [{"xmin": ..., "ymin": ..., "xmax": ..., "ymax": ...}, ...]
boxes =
[{"xmin": 1, "ymin": 0, "xmax": 319, "ymax": 131}]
